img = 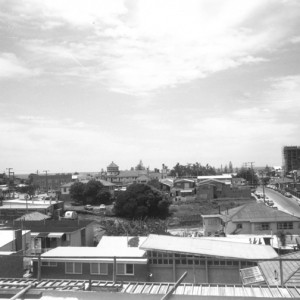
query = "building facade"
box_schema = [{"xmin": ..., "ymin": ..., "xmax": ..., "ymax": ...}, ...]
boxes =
[
  {"xmin": 30, "ymin": 173, "xmax": 72, "ymax": 192},
  {"xmin": 283, "ymin": 146, "xmax": 300, "ymax": 175}
]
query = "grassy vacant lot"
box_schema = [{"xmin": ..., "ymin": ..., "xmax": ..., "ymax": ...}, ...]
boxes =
[{"xmin": 169, "ymin": 198, "xmax": 255, "ymax": 226}]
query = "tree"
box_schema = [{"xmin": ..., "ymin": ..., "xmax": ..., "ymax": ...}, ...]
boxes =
[
  {"xmin": 235, "ymin": 167, "xmax": 258, "ymax": 186},
  {"xmin": 114, "ymin": 184, "xmax": 170, "ymax": 219},
  {"xmin": 147, "ymin": 179, "xmax": 161, "ymax": 190},
  {"xmin": 70, "ymin": 182, "xmax": 86, "ymax": 204},
  {"xmin": 84, "ymin": 180, "xmax": 104, "ymax": 204},
  {"xmin": 96, "ymin": 190, "xmax": 111, "ymax": 205},
  {"xmin": 135, "ymin": 160, "xmax": 145, "ymax": 171}
]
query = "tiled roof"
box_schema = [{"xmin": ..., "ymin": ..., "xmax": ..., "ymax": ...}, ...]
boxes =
[
  {"xmin": 136, "ymin": 175, "xmax": 150, "ymax": 180},
  {"xmin": 197, "ymin": 179, "xmax": 226, "ymax": 185},
  {"xmin": 222, "ymin": 203, "xmax": 300, "ymax": 223},
  {"xmin": 259, "ymin": 251, "xmax": 300, "ymax": 285},
  {"xmin": 107, "ymin": 161, "xmax": 119, "ymax": 168},
  {"xmin": 15, "ymin": 212, "xmax": 51, "ymax": 221}
]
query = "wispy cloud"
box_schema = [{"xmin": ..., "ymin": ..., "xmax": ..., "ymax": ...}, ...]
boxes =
[
  {"xmin": 2, "ymin": 0, "xmax": 299, "ymax": 94},
  {"xmin": 0, "ymin": 53, "xmax": 39, "ymax": 78}
]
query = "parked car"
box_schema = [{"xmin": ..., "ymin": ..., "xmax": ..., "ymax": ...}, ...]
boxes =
[
  {"xmin": 267, "ymin": 200, "xmax": 274, "ymax": 206},
  {"xmin": 84, "ymin": 204, "xmax": 93, "ymax": 211},
  {"xmin": 285, "ymin": 192, "xmax": 292, "ymax": 198}
]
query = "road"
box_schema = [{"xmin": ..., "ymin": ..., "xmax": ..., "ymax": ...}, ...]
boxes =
[{"xmin": 256, "ymin": 186, "xmax": 300, "ymax": 218}]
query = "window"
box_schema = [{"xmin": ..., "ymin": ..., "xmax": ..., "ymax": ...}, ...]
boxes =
[
  {"xmin": 116, "ymin": 263, "xmax": 134, "ymax": 275},
  {"xmin": 90, "ymin": 263, "xmax": 108, "ymax": 275},
  {"xmin": 277, "ymin": 222, "xmax": 293, "ymax": 230},
  {"xmin": 261, "ymin": 223, "xmax": 270, "ymax": 230},
  {"xmin": 41, "ymin": 261, "xmax": 57, "ymax": 267},
  {"xmin": 237, "ymin": 224, "xmax": 242, "ymax": 229},
  {"xmin": 255, "ymin": 223, "xmax": 270, "ymax": 231},
  {"xmin": 65, "ymin": 262, "xmax": 82, "ymax": 274}
]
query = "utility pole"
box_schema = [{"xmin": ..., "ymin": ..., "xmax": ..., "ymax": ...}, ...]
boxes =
[
  {"xmin": 6, "ymin": 168, "xmax": 13, "ymax": 199},
  {"xmin": 43, "ymin": 170, "xmax": 49, "ymax": 194}
]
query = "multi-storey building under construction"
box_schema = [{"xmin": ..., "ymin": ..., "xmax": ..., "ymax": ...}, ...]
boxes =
[{"xmin": 283, "ymin": 146, "xmax": 300, "ymax": 175}]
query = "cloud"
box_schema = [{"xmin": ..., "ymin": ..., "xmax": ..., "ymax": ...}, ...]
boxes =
[
  {"xmin": 0, "ymin": 53, "xmax": 39, "ymax": 79},
  {"xmin": 263, "ymin": 75, "xmax": 300, "ymax": 114},
  {"xmin": 3, "ymin": 0, "xmax": 299, "ymax": 94}
]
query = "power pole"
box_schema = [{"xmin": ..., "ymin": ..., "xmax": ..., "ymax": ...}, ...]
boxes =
[
  {"xmin": 43, "ymin": 170, "xmax": 49, "ymax": 194},
  {"xmin": 6, "ymin": 168, "xmax": 13, "ymax": 199}
]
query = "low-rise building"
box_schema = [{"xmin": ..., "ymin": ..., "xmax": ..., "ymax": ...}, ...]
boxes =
[
  {"xmin": 32, "ymin": 236, "xmax": 148, "ymax": 281},
  {"xmin": 171, "ymin": 179, "xmax": 196, "ymax": 197},
  {"xmin": 29, "ymin": 173, "xmax": 72, "ymax": 192},
  {"xmin": 140, "ymin": 234, "xmax": 278, "ymax": 284},
  {"xmin": 0, "ymin": 229, "xmax": 31, "ymax": 277},
  {"xmin": 10, "ymin": 219, "xmax": 95, "ymax": 254},
  {"xmin": 197, "ymin": 179, "xmax": 251, "ymax": 200},
  {"xmin": 202, "ymin": 202, "xmax": 300, "ymax": 237},
  {"xmin": 0, "ymin": 199, "xmax": 64, "ymax": 220}
]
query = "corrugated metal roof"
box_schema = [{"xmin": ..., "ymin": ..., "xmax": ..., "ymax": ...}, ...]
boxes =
[
  {"xmin": 0, "ymin": 279, "xmax": 300, "ymax": 298},
  {"xmin": 259, "ymin": 251, "xmax": 300, "ymax": 285},
  {"xmin": 140, "ymin": 234, "xmax": 278, "ymax": 259},
  {"xmin": 240, "ymin": 266, "xmax": 266, "ymax": 285}
]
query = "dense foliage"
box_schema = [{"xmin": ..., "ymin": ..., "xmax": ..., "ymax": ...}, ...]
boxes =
[
  {"xmin": 70, "ymin": 180, "xmax": 111, "ymax": 205},
  {"xmin": 169, "ymin": 162, "xmax": 217, "ymax": 177},
  {"xmin": 98, "ymin": 218, "xmax": 169, "ymax": 236},
  {"xmin": 114, "ymin": 183, "xmax": 170, "ymax": 219},
  {"xmin": 235, "ymin": 167, "xmax": 259, "ymax": 186}
]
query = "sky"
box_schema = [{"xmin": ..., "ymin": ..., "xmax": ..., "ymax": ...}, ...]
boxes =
[{"xmin": 1, "ymin": 0, "xmax": 300, "ymax": 174}]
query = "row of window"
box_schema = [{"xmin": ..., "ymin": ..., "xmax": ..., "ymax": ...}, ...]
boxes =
[
  {"xmin": 41, "ymin": 262, "xmax": 134, "ymax": 275},
  {"xmin": 237, "ymin": 222, "xmax": 295, "ymax": 231},
  {"xmin": 147, "ymin": 252, "xmax": 255, "ymax": 267},
  {"xmin": 149, "ymin": 259, "xmax": 256, "ymax": 267}
]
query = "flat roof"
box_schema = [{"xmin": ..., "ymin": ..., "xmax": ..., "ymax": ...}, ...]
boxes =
[
  {"xmin": 0, "ymin": 230, "xmax": 30, "ymax": 249},
  {"xmin": 97, "ymin": 236, "xmax": 147, "ymax": 257},
  {"xmin": 140, "ymin": 234, "xmax": 278, "ymax": 260},
  {"xmin": 40, "ymin": 246, "xmax": 147, "ymax": 264}
]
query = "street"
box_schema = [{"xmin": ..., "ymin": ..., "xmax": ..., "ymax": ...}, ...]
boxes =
[{"xmin": 256, "ymin": 186, "xmax": 300, "ymax": 218}]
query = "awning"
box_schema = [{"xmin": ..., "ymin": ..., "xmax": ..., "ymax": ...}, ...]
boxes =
[
  {"xmin": 37, "ymin": 232, "xmax": 49, "ymax": 238},
  {"xmin": 48, "ymin": 232, "xmax": 65, "ymax": 238},
  {"xmin": 31, "ymin": 232, "xmax": 39, "ymax": 237},
  {"xmin": 38, "ymin": 258, "xmax": 148, "ymax": 264}
]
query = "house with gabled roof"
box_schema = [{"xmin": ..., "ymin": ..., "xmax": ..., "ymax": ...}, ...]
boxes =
[
  {"xmin": 197, "ymin": 178, "xmax": 251, "ymax": 200},
  {"xmin": 202, "ymin": 202, "xmax": 300, "ymax": 237}
]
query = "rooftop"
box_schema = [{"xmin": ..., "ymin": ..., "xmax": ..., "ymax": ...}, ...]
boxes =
[
  {"xmin": 259, "ymin": 251, "xmax": 300, "ymax": 285},
  {"xmin": 220, "ymin": 202, "xmax": 300, "ymax": 223},
  {"xmin": 0, "ymin": 278, "xmax": 299, "ymax": 299},
  {"xmin": 0, "ymin": 230, "xmax": 29, "ymax": 249},
  {"xmin": 40, "ymin": 236, "xmax": 147, "ymax": 263},
  {"xmin": 140, "ymin": 234, "xmax": 278, "ymax": 260},
  {"xmin": 15, "ymin": 212, "xmax": 51, "ymax": 221}
]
